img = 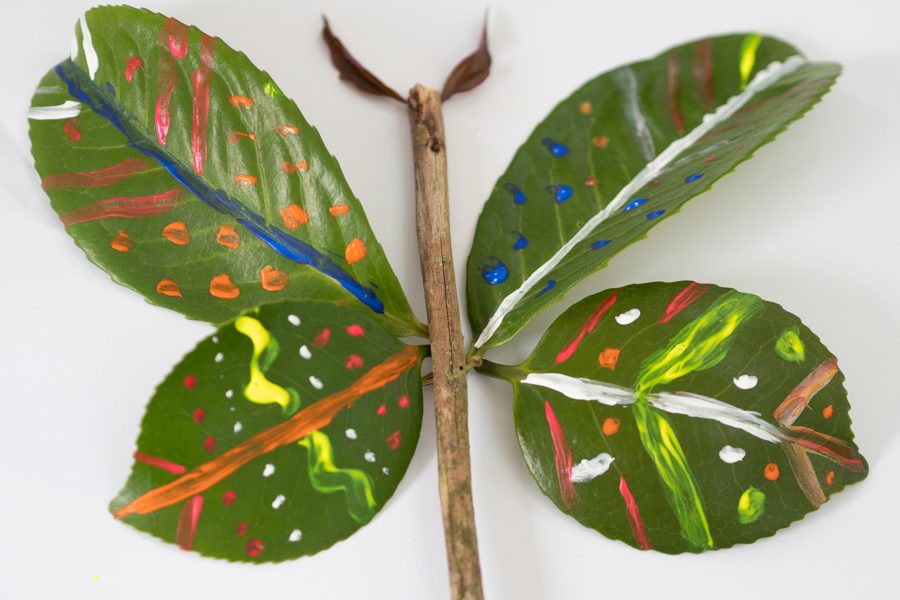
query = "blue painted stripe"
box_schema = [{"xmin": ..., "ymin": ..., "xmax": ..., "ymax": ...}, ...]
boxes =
[{"xmin": 54, "ymin": 59, "xmax": 384, "ymax": 313}]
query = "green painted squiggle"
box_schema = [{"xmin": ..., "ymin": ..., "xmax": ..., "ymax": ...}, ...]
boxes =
[
  {"xmin": 298, "ymin": 430, "xmax": 376, "ymax": 524},
  {"xmin": 775, "ymin": 326, "xmax": 806, "ymax": 363},
  {"xmin": 738, "ymin": 486, "xmax": 766, "ymax": 524},
  {"xmin": 234, "ymin": 316, "xmax": 300, "ymax": 414}
]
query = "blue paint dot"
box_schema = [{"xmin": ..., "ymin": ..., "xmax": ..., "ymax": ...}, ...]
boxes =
[
  {"xmin": 685, "ymin": 173, "xmax": 703, "ymax": 183},
  {"xmin": 481, "ymin": 258, "xmax": 509, "ymax": 285},
  {"xmin": 623, "ymin": 197, "xmax": 647, "ymax": 212},
  {"xmin": 542, "ymin": 138, "xmax": 569, "ymax": 157},
  {"xmin": 591, "ymin": 239, "xmax": 611, "ymax": 250},
  {"xmin": 646, "ymin": 209, "xmax": 666, "ymax": 220},
  {"xmin": 513, "ymin": 232, "xmax": 529, "ymax": 250},
  {"xmin": 504, "ymin": 183, "xmax": 527, "ymax": 205},
  {"xmin": 547, "ymin": 184, "xmax": 573, "ymax": 203},
  {"xmin": 535, "ymin": 279, "xmax": 556, "ymax": 299}
]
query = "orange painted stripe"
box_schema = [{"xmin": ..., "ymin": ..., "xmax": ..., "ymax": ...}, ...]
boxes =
[
  {"xmin": 60, "ymin": 189, "xmax": 182, "ymax": 226},
  {"xmin": 774, "ymin": 358, "xmax": 839, "ymax": 426},
  {"xmin": 113, "ymin": 345, "xmax": 420, "ymax": 518},
  {"xmin": 42, "ymin": 158, "xmax": 152, "ymax": 190},
  {"xmin": 228, "ymin": 95, "xmax": 254, "ymax": 108},
  {"xmin": 234, "ymin": 174, "xmax": 258, "ymax": 186},
  {"xmin": 275, "ymin": 125, "xmax": 300, "ymax": 135},
  {"xmin": 329, "ymin": 203, "xmax": 350, "ymax": 217},
  {"xmin": 227, "ymin": 131, "xmax": 256, "ymax": 143}
]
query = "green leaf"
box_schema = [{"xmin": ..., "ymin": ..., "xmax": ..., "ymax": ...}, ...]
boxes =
[
  {"xmin": 466, "ymin": 34, "xmax": 840, "ymax": 349},
  {"xmin": 29, "ymin": 7, "xmax": 421, "ymax": 336},
  {"xmin": 110, "ymin": 300, "xmax": 423, "ymax": 562},
  {"xmin": 487, "ymin": 281, "xmax": 866, "ymax": 554}
]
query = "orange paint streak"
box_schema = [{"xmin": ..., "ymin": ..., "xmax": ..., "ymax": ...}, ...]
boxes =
[
  {"xmin": 602, "ymin": 418, "xmax": 620, "ymax": 437},
  {"xmin": 234, "ymin": 174, "xmax": 258, "ymax": 186},
  {"xmin": 275, "ymin": 125, "xmax": 300, "ymax": 135},
  {"xmin": 156, "ymin": 279, "xmax": 182, "ymax": 298},
  {"xmin": 329, "ymin": 203, "xmax": 350, "ymax": 217},
  {"xmin": 227, "ymin": 131, "xmax": 256, "ymax": 143},
  {"xmin": 260, "ymin": 266, "xmax": 289, "ymax": 291},
  {"xmin": 598, "ymin": 347, "xmax": 620, "ymax": 370},
  {"xmin": 345, "ymin": 238, "xmax": 367, "ymax": 264},
  {"xmin": 113, "ymin": 346, "xmax": 420, "ymax": 518},
  {"xmin": 42, "ymin": 158, "xmax": 153, "ymax": 190},
  {"xmin": 209, "ymin": 274, "xmax": 240, "ymax": 299},
  {"xmin": 764, "ymin": 463, "xmax": 780, "ymax": 481},
  {"xmin": 592, "ymin": 135, "xmax": 609, "ymax": 149},
  {"xmin": 282, "ymin": 161, "xmax": 309, "ymax": 173},
  {"xmin": 162, "ymin": 221, "xmax": 190, "ymax": 245},
  {"xmin": 216, "ymin": 225, "xmax": 240, "ymax": 248},
  {"xmin": 60, "ymin": 189, "xmax": 183, "ymax": 226},
  {"xmin": 823, "ymin": 404, "xmax": 834, "ymax": 419},
  {"xmin": 110, "ymin": 230, "xmax": 133, "ymax": 252},
  {"xmin": 228, "ymin": 95, "xmax": 254, "ymax": 108},
  {"xmin": 279, "ymin": 204, "xmax": 308, "ymax": 229},
  {"xmin": 774, "ymin": 357, "xmax": 839, "ymax": 426}
]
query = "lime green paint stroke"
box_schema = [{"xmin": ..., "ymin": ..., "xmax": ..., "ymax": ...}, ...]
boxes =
[
  {"xmin": 633, "ymin": 401, "xmax": 714, "ymax": 550},
  {"xmin": 738, "ymin": 486, "xmax": 766, "ymax": 524},
  {"xmin": 635, "ymin": 291, "xmax": 763, "ymax": 397},
  {"xmin": 234, "ymin": 316, "xmax": 300, "ymax": 415},
  {"xmin": 298, "ymin": 430, "xmax": 376, "ymax": 524},
  {"xmin": 739, "ymin": 34, "xmax": 763, "ymax": 89},
  {"xmin": 775, "ymin": 326, "xmax": 806, "ymax": 363}
]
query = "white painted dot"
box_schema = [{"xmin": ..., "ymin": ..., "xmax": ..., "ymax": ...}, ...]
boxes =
[
  {"xmin": 229, "ymin": 406, "xmax": 235, "ymax": 412},
  {"xmin": 233, "ymin": 421, "xmax": 243, "ymax": 433},
  {"xmin": 309, "ymin": 376, "xmax": 323, "ymax": 390},
  {"xmin": 212, "ymin": 336, "xmax": 219, "ymax": 344},
  {"xmin": 299, "ymin": 345, "xmax": 312, "ymax": 359},
  {"xmin": 288, "ymin": 314, "xmax": 301, "ymax": 326},
  {"xmin": 719, "ymin": 445, "xmax": 746, "ymax": 464},
  {"xmin": 382, "ymin": 467, "xmax": 390, "ymax": 475},
  {"xmin": 214, "ymin": 352, "xmax": 224, "ymax": 363},
  {"xmin": 733, "ymin": 374, "xmax": 758, "ymax": 390},
  {"xmin": 364, "ymin": 451, "xmax": 376, "ymax": 463},
  {"xmin": 345, "ymin": 428, "xmax": 358, "ymax": 440},
  {"xmin": 615, "ymin": 308, "xmax": 641, "ymax": 325},
  {"xmin": 272, "ymin": 494, "xmax": 286, "ymax": 509},
  {"xmin": 225, "ymin": 389, "xmax": 234, "ymax": 399},
  {"xmin": 289, "ymin": 529, "xmax": 302, "ymax": 542},
  {"xmin": 263, "ymin": 463, "xmax": 275, "ymax": 477}
]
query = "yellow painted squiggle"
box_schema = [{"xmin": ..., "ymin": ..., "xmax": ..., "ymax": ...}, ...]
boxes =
[
  {"xmin": 739, "ymin": 34, "xmax": 763, "ymax": 90},
  {"xmin": 234, "ymin": 316, "xmax": 300, "ymax": 414},
  {"xmin": 298, "ymin": 430, "xmax": 376, "ymax": 524}
]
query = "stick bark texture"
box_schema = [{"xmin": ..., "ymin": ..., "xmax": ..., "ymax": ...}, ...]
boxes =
[{"xmin": 408, "ymin": 84, "xmax": 484, "ymax": 600}]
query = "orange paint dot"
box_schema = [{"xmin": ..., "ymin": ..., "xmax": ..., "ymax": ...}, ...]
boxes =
[
  {"xmin": 592, "ymin": 135, "xmax": 609, "ymax": 149},
  {"xmin": 228, "ymin": 131, "xmax": 256, "ymax": 143},
  {"xmin": 162, "ymin": 221, "xmax": 190, "ymax": 245},
  {"xmin": 210, "ymin": 273, "xmax": 240, "ymax": 299},
  {"xmin": 228, "ymin": 95, "xmax": 254, "ymax": 108},
  {"xmin": 156, "ymin": 278, "xmax": 182, "ymax": 298},
  {"xmin": 825, "ymin": 470, "xmax": 835, "ymax": 485},
  {"xmin": 260, "ymin": 265, "xmax": 289, "ymax": 291},
  {"xmin": 823, "ymin": 404, "xmax": 834, "ymax": 419},
  {"xmin": 235, "ymin": 174, "xmax": 258, "ymax": 186},
  {"xmin": 602, "ymin": 417, "xmax": 620, "ymax": 436},
  {"xmin": 598, "ymin": 347, "xmax": 621, "ymax": 370},
  {"xmin": 764, "ymin": 463, "xmax": 780, "ymax": 481},
  {"xmin": 110, "ymin": 230, "xmax": 132, "ymax": 252},
  {"xmin": 275, "ymin": 125, "xmax": 300, "ymax": 136},
  {"xmin": 329, "ymin": 203, "xmax": 350, "ymax": 217},
  {"xmin": 579, "ymin": 101, "xmax": 592, "ymax": 115},
  {"xmin": 216, "ymin": 225, "xmax": 240, "ymax": 249},
  {"xmin": 279, "ymin": 204, "xmax": 308, "ymax": 229},
  {"xmin": 584, "ymin": 176, "xmax": 598, "ymax": 186},
  {"xmin": 345, "ymin": 238, "xmax": 367, "ymax": 264}
]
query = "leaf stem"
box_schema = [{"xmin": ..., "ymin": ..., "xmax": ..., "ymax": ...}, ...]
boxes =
[
  {"xmin": 408, "ymin": 84, "xmax": 484, "ymax": 600},
  {"xmin": 474, "ymin": 359, "xmax": 522, "ymax": 382}
]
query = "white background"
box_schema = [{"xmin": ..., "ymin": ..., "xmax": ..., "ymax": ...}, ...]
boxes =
[{"xmin": 2, "ymin": 1, "xmax": 899, "ymax": 598}]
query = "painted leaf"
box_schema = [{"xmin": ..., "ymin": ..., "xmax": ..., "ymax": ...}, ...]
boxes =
[
  {"xmin": 490, "ymin": 281, "xmax": 866, "ymax": 554},
  {"xmin": 467, "ymin": 34, "xmax": 840, "ymax": 349},
  {"xmin": 110, "ymin": 300, "xmax": 423, "ymax": 562},
  {"xmin": 29, "ymin": 7, "xmax": 421, "ymax": 336}
]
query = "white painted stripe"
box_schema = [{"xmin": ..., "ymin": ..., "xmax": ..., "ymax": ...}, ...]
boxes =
[
  {"xmin": 473, "ymin": 56, "xmax": 807, "ymax": 349},
  {"xmin": 80, "ymin": 13, "xmax": 99, "ymax": 79},
  {"xmin": 616, "ymin": 67, "xmax": 656, "ymax": 161},
  {"xmin": 571, "ymin": 452, "xmax": 614, "ymax": 483},
  {"xmin": 28, "ymin": 101, "xmax": 82, "ymax": 120},
  {"xmin": 522, "ymin": 373, "xmax": 636, "ymax": 406},
  {"xmin": 34, "ymin": 86, "xmax": 64, "ymax": 95}
]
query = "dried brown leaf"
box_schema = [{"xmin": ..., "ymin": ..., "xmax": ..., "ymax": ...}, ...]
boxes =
[{"xmin": 321, "ymin": 17, "xmax": 405, "ymax": 103}]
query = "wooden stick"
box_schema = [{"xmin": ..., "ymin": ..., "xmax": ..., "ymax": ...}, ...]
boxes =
[{"xmin": 408, "ymin": 84, "xmax": 484, "ymax": 600}]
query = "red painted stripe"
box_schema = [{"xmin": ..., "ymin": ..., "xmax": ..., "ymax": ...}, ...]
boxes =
[
  {"xmin": 544, "ymin": 401, "xmax": 576, "ymax": 510},
  {"xmin": 133, "ymin": 451, "xmax": 187, "ymax": 475},
  {"xmin": 155, "ymin": 18, "xmax": 189, "ymax": 145},
  {"xmin": 787, "ymin": 426, "xmax": 866, "ymax": 472},
  {"xmin": 60, "ymin": 189, "xmax": 182, "ymax": 226},
  {"xmin": 693, "ymin": 38, "xmax": 714, "ymax": 109},
  {"xmin": 191, "ymin": 35, "xmax": 216, "ymax": 174},
  {"xmin": 41, "ymin": 158, "xmax": 153, "ymax": 190},
  {"xmin": 555, "ymin": 293, "xmax": 618, "ymax": 364},
  {"xmin": 619, "ymin": 476, "xmax": 651, "ymax": 550},
  {"xmin": 175, "ymin": 495, "xmax": 204, "ymax": 551},
  {"xmin": 667, "ymin": 53, "xmax": 686, "ymax": 135},
  {"xmin": 658, "ymin": 282, "xmax": 709, "ymax": 324}
]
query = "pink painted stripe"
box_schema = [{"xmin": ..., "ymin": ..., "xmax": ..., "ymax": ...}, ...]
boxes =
[
  {"xmin": 155, "ymin": 18, "xmax": 189, "ymax": 145},
  {"xmin": 544, "ymin": 401, "xmax": 576, "ymax": 510},
  {"xmin": 619, "ymin": 476, "xmax": 651, "ymax": 550},
  {"xmin": 133, "ymin": 451, "xmax": 187, "ymax": 475},
  {"xmin": 191, "ymin": 35, "xmax": 216, "ymax": 174},
  {"xmin": 658, "ymin": 282, "xmax": 708, "ymax": 324},
  {"xmin": 175, "ymin": 495, "xmax": 204, "ymax": 551},
  {"xmin": 667, "ymin": 53, "xmax": 686, "ymax": 135},
  {"xmin": 555, "ymin": 293, "xmax": 618, "ymax": 364},
  {"xmin": 60, "ymin": 189, "xmax": 182, "ymax": 226},
  {"xmin": 41, "ymin": 158, "xmax": 153, "ymax": 190}
]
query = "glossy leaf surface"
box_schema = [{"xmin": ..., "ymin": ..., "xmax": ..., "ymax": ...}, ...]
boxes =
[
  {"xmin": 29, "ymin": 7, "xmax": 420, "ymax": 335},
  {"xmin": 497, "ymin": 282, "xmax": 866, "ymax": 554},
  {"xmin": 110, "ymin": 300, "xmax": 423, "ymax": 562},
  {"xmin": 467, "ymin": 34, "xmax": 840, "ymax": 349}
]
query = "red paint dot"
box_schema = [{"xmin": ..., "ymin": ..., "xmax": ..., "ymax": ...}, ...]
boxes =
[
  {"xmin": 203, "ymin": 435, "xmax": 216, "ymax": 454},
  {"xmin": 398, "ymin": 395, "xmax": 409, "ymax": 409},
  {"xmin": 314, "ymin": 328, "xmax": 331, "ymax": 347},
  {"xmin": 703, "ymin": 155, "xmax": 717, "ymax": 163},
  {"xmin": 584, "ymin": 176, "xmax": 598, "ymax": 186},
  {"xmin": 64, "ymin": 118, "xmax": 81, "ymax": 142},
  {"xmin": 193, "ymin": 408, "xmax": 205, "ymax": 424},
  {"xmin": 386, "ymin": 431, "xmax": 401, "ymax": 450},
  {"xmin": 236, "ymin": 522, "xmax": 248, "ymax": 536},
  {"xmin": 183, "ymin": 374, "xmax": 197, "ymax": 389},
  {"xmin": 345, "ymin": 354, "xmax": 364, "ymax": 369},
  {"xmin": 346, "ymin": 324, "xmax": 365, "ymax": 337},
  {"xmin": 245, "ymin": 538, "xmax": 264, "ymax": 557},
  {"xmin": 125, "ymin": 56, "xmax": 143, "ymax": 82},
  {"xmin": 377, "ymin": 404, "xmax": 387, "ymax": 416},
  {"xmin": 223, "ymin": 491, "xmax": 237, "ymax": 506}
]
